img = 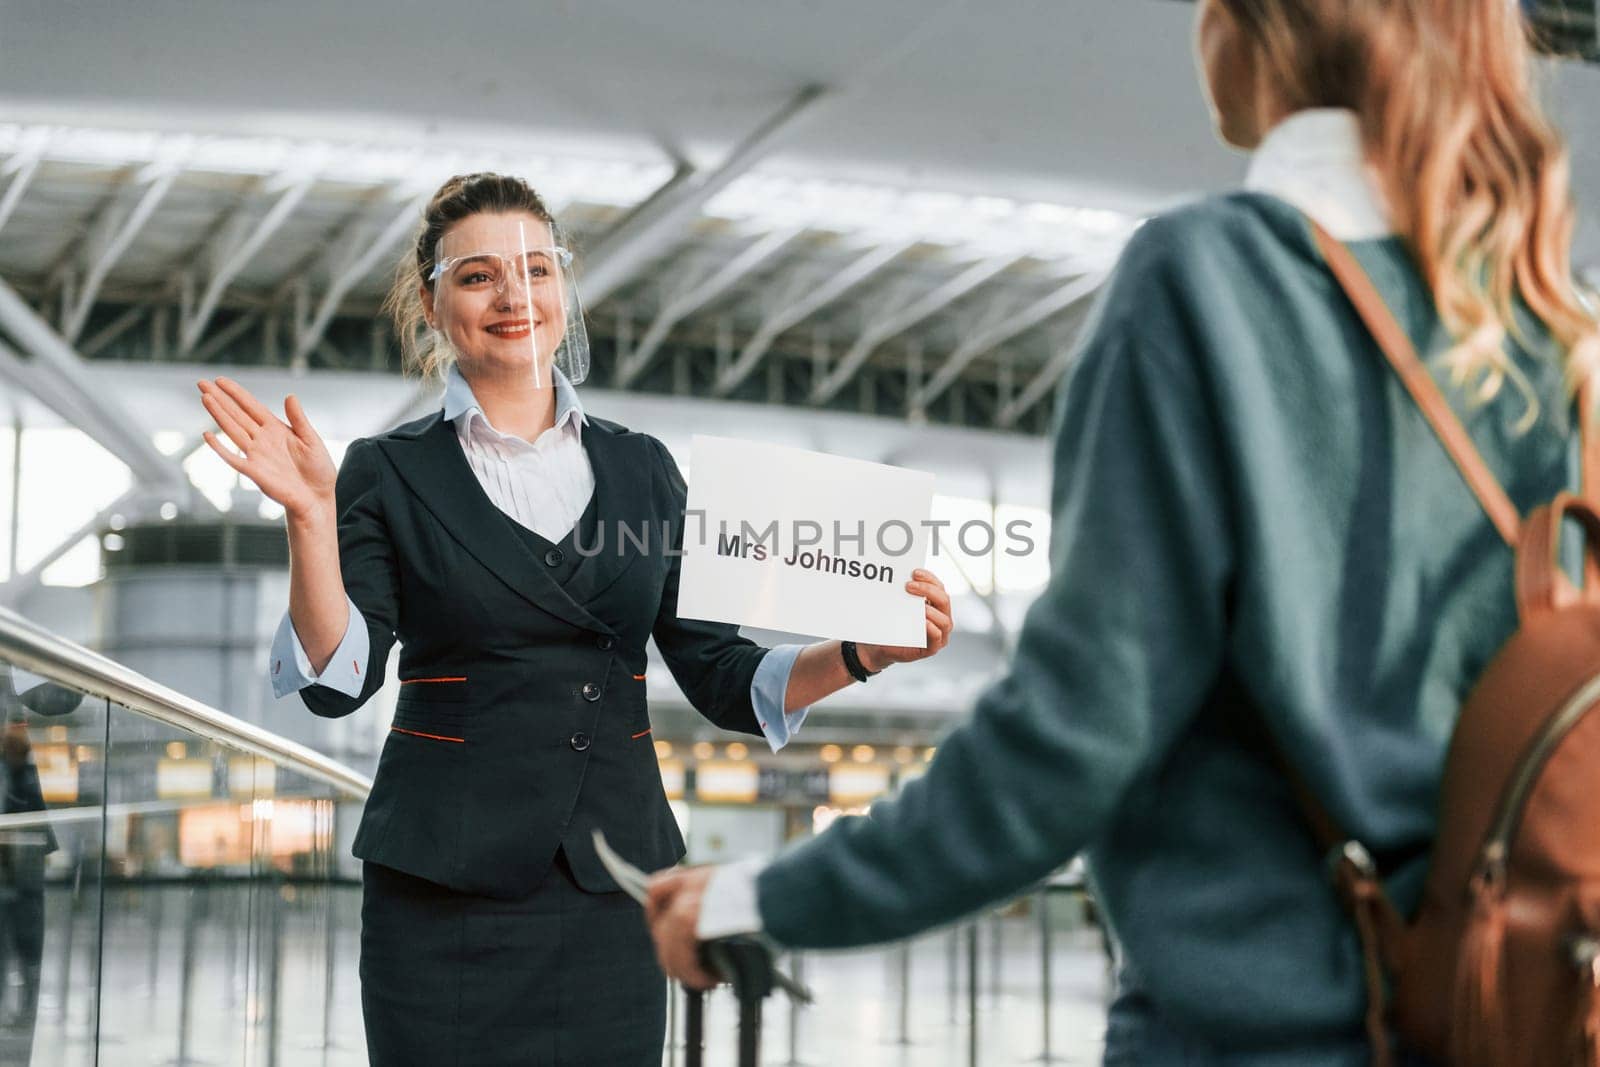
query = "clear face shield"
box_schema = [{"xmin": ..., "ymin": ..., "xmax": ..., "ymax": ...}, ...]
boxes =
[{"xmin": 427, "ymin": 214, "xmax": 590, "ymax": 388}]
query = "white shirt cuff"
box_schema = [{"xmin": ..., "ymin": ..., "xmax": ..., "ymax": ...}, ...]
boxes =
[
  {"xmin": 750, "ymin": 643, "xmax": 811, "ymax": 752},
  {"xmin": 269, "ymin": 595, "xmax": 369, "ymax": 700},
  {"xmin": 696, "ymin": 857, "xmax": 769, "ymax": 940}
]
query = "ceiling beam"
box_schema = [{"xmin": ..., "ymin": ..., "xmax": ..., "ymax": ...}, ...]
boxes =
[
  {"xmin": 81, "ymin": 305, "xmax": 150, "ymax": 359},
  {"xmin": 713, "ymin": 238, "xmax": 912, "ymax": 398},
  {"xmin": 0, "ymin": 337, "xmax": 104, "ymax": 440},
  {"xmin": 289, "ymin": 192, "xmax": 426, "ymax": 370},
  {"xmin": 0, "ymin": 486, "xmax": 142, "ymax": 610},
  {"xmin": 910, "ymin": 271, "xmax": 1104, "ymax": 411},
  {"xmin": 997, "ymin": 323, "xmax": 1092, "ymax": 429},
  {"xmin": 580, "ymin": 85, "xmax": 828, "ymax": 305},
  {"xmin": 0, "ymin": 159, "xmax": 40, "ymax": 239},
  {"xmin": 190, "ymin": 309, "xmax": 261, "ymax": 363},
  {"xmin": 0, "ymin": 336, "xmax": 207, "ymax": 510},
  {"xmin": 178, "ymin": 171, "xmax": 317, "ymax": 355},
  {"xmin": 0, "ymin": 130, "xmax": 49, "ymax": 238},
  {"xmin": 809, "ymin": 252, "xmax": 1020, "ymax": 405},
  {"xmin": 613, "ymin": 227, "xmax": 802, "ymax": 388},
  {"xmin": 61, "ymin": 163, "xmax": 181, "ymax": 345},
  {"xmin": 0, "ymin": 282, "xmax": 187, "ymax": 490}
]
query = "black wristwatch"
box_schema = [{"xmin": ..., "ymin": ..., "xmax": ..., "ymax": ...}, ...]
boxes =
[{"xmin": 840, "ymin": 640, "xmax": 880, "ymax": 683}]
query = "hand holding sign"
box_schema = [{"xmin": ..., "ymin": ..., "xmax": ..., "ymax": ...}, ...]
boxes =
[
  {"xmin": 854, "ymin": 567, "xmax": 954, "ymax": 672},
  {"xmin": 677, "ymin": 436, "xmax": 938, "ymax": 646}
]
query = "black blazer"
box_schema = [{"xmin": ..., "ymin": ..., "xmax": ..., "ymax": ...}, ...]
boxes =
[{"xmin": 299, "ymin": 411, "xmax": 768, "ymax": 898}]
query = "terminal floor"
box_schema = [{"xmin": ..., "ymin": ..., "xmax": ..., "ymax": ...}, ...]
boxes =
[{"xmin": 10, "ymin": 885, "xmax": 1112, "ymax": 1066}]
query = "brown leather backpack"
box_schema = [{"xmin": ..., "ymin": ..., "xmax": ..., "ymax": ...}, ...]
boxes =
[{"xmin": 1295, "ymin": 224, "xmax": 1600, "ymax": 1067}]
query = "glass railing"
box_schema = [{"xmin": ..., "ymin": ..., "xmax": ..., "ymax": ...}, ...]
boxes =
[
  {"xmin": 0, "ymin": 605, "xmax": 370, "ymax": 1067},
  {"xmin": 0, "ymin": 604, "xmax": 1111, "ymax": 1066}
]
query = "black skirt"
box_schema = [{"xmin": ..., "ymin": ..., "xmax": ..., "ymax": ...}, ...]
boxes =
[{"xmin": 359, "ymin": 851, "xmax": 667, "ymax": 1067}]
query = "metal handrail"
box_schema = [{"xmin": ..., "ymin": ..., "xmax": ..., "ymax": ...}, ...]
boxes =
[{"xmin": 0, "ymin": 605, "xmax": 371, "ymax": 800}]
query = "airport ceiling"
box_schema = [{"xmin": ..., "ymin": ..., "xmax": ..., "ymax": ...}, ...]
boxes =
[{"xmin": 0, "ymin": 0, "xmax": 1596, "ymax": 440}]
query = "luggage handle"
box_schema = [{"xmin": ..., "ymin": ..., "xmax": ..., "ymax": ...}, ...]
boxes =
[
  {"xmin": 683, "ymin": 936, "xmax": 812, "ymax": 1067},
  {"xmin": 587, "ymin": 832, "xmax": 814, "ymax": 1066},
  {"xmin": 700, "ymin": 935, "xmax": 777, "ymax": 1000}
]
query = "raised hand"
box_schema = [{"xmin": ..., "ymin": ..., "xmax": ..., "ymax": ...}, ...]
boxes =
[
  {"xmin": 197, "ymin": 377, "xmax": 336, "ymax": 521},
  {"xmin": 856, "ymin": 568, "xmax": 954, "ymax": 671}
]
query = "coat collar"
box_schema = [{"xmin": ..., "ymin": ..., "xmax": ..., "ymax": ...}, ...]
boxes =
[{"xmin": 375, "ymin": 412, "xmax": 651, "ymax": 635}]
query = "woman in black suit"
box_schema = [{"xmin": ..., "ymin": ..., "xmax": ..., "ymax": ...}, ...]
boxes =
[{"xmin": 195, "ymin": 172, "xmax": 953, "ymax": 1066}]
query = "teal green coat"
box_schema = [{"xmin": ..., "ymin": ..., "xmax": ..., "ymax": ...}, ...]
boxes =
[{"xmin": 756, "ymin": 193, "xmax": 1576, "ymax": 1054}]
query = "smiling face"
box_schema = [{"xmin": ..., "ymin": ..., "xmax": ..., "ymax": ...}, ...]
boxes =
[{"xmin": 422, "ymin": 211, "xmax": 568, "ymax": 381}]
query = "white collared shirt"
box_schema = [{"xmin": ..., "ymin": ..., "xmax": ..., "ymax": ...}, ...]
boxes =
[
  {"xmin": 1244, "ymin": 108, "xmax": 1393, "ymax": 241},
  {"xmin": 441, "ymin": 364, "xmax": 595, "ymax": 543},
  {"xmin": 691, "ymin": 106, "xmax": 1402, "ymax": 943}
]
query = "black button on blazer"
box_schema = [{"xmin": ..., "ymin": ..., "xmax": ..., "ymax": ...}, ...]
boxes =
[{"xmin": 298, "ymin": 411, "xmax": 769, "ymax": 899}]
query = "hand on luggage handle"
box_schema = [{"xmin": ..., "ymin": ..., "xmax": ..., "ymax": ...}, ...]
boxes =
[
  {"xmin": 592, "ymin": 830, "xmax": 814, "ymax": 1005},
  {"xmin": 700, "ymin": 935, "xmax": 813, "ymax": 1005}
]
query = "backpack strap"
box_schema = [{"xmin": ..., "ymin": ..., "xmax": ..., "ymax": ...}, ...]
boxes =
[
  {"xmin": 1271, "ymin": 738, "xmax": 1405, "ymax": 1067},
  {"xmin": 1314, "ymin": 224, "xmax": 1600, "ymax": 592},
  {"xmin": 1297, "ymin": 221, "xmax": 1540, "ymax": 1066},
  {"xmin": 1582, "ymin": 386, "xmax": 1600, "ymax": 592},
  {"xmin": 1310, "ymin": 223, "xmax": 1523, "ymax": 548},
  {"xmin": 1582, "ymin": 382, "xmax": 1600, "ymax": 504}
]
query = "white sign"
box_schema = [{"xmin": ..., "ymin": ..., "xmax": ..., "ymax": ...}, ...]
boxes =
[{"xmin": 677, "ymin": 435, "xmax": 934, "ymax": 646}]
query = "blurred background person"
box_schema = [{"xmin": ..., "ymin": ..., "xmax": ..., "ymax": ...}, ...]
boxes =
[{"xmin": 0, "ymin": 667, "xmax": 57, "ymax": 1060}]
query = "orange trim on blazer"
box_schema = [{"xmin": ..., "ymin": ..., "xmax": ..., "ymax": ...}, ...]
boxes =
[
  {"xmin": 390, "ymin": 726, "xmax": 465, "ymax": 743},
  {"xmin": 631, "ymin": 728, "xmax": 652, "ymax": 740},
  {"xmin": 402, "ymin": 676, "xmax": 467, "ymax": 685},
  {"xmin": 632, "ymin": 673, "xmax": 647, "ymax": 681}
]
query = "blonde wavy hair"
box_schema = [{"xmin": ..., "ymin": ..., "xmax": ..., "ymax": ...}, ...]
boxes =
[{"xmin": 1222, "ymin": 0, "xmax": 1600, "ymax": 426}]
